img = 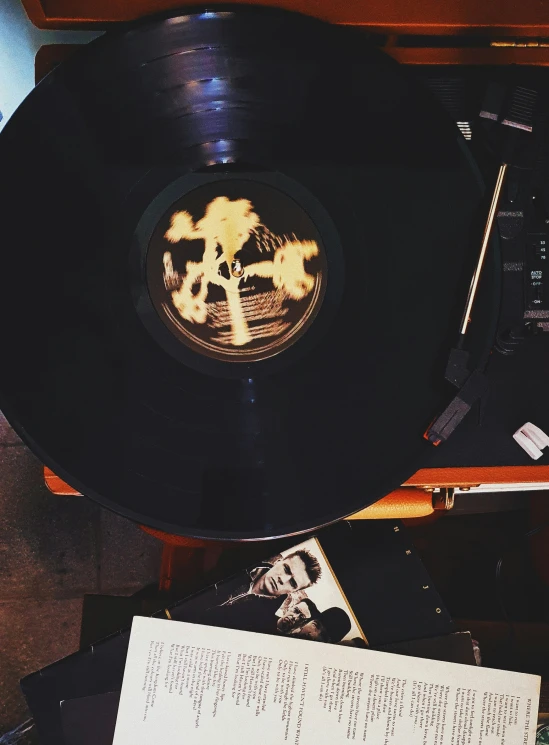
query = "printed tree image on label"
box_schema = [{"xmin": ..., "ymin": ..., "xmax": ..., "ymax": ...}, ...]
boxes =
[{"xmin": 146, "ymin": 181, "xmax": 327, "ymax": 363}]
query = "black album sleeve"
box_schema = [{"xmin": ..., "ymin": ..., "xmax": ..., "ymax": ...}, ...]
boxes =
[
  {"xmin": 21, "ymin": 521, "xmax": 453, "ymax": 745},
  {"xmin": 316, "ymin": 520, "xmax": 455, "ymax": 646}
]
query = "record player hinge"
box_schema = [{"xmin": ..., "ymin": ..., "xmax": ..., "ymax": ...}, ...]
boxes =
[{"xmin": 432, "ymin": 488, "xmax": 455, "ymax": 511}]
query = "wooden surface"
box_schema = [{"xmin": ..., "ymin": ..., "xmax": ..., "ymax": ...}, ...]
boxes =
[
  {"xmin": 43, "ymin": 467, "xmax": 436, "ymax": 518},
  {"xmin": 21, "ymin": 0, "xmax": 549, "ymax": 34},
  {"xmin": 403, "ymin": 466, "xmax": 549, "ymax": 489},
  {"xmin": 44, "ymin": 467, "xmax": 81, "ymax": 496},
  {"xmin": 44, "ymin": 465, "xmax": 549, "ymax": 495},
  {"xmin": 43, "ymin": 465, "xmax": 549, "ymax": 525},
  {"xmin": 388, "ymin": 45, "xmax": 549, "ymax": 66},
  {"xmin": 348, "ymin": 489, "xmax": 434, "ymax": 520}
]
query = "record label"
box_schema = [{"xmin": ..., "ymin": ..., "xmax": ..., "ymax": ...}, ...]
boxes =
[{"xmin": 146, "ymin": 179, "xmax": 328, "ymax": 363}]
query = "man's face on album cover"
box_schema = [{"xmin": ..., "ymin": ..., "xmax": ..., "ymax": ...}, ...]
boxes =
[
  {"xmin": 255, "ymin": 555, "xmax": 310, "ymax": 596},
  {"xmin": 288, "ymin": 618, "xmax": 328, "ymax": 642},
  {"xmin": 277, "ymin": 600, "xmax": 312, "ymax": 633}
]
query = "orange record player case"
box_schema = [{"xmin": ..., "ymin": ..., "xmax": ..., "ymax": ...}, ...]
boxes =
[
  {"xmin": 21, "ymin": 0, "xmax": 549, "ymax": 66},
  {"xmin": 24, "ymin": 0, "xmax": 549, "ymax": 518}
]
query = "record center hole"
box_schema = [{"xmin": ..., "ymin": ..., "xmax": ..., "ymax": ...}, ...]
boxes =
[{"xmin": 231, "ymin": 259, "xmax": 245, "ymax": 278}]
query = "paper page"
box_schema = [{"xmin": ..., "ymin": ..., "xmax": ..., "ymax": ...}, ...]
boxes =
[{"xmin": 113, "ymin": 617, "xmax": 540, "ymax": 745}]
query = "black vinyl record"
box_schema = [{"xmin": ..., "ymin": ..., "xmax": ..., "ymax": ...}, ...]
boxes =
[{"xmin": 0, "ymin": 7, "xmax": 498, "ymax": 539}]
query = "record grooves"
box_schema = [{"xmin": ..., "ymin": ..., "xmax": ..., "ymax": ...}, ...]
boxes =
[{"xmin": 0, "ymin": 6, "xmax": 498, "ymax": 539}]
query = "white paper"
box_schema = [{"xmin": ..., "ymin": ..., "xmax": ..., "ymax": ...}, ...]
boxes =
[{"xmin": 113, "ymin": 616, "xmax": 540, "ymax": 745}]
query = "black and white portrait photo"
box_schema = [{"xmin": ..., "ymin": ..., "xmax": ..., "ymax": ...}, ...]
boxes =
[{"xmin": 177, "ymin": 538, "xmax": 366, "ymax": 646}]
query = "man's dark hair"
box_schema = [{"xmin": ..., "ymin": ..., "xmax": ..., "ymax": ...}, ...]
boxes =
[
  {"xmin": 286, "ymin": 549, "xmax": 322, "ymax": 585},
  {"xmin": 298, "ymin": 598, "xmax": 320, "ymax": 619},
  {"xmin": 319, "ymin": 607, "xmax": 352, "ymax": 643}
]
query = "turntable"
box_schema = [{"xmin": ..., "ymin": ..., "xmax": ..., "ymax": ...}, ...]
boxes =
[{"xmin": 0, "ymin": 0, "xmax": 548, "ymax": 540}]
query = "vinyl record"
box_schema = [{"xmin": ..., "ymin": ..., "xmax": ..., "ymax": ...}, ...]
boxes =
[{"xmin": 0, "ymin": 7, "xmax": 498, "ymax": 539}]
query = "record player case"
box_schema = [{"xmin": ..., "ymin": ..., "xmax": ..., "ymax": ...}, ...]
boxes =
[
  {"xmin": 16, "ymin": 0, "xmax": 549, "ymax": 37},
  {"xmin": 16, "ymin": 0, "xmax": 549, "ymax": 518},
  {"xmin": 18, "ymin": 0, "xmax": 549, "ymax": 65}
]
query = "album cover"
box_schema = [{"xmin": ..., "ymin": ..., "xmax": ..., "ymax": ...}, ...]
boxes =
[
  {"xmin": 21, "ymin": 521, "xmax": 454, "ymax": 745},
  {"xmin": 377, "ymin": 631, "xmax": 477, "ymax": 666},
  {"xmin": 162, "ymin": 536, "xmax": 366, "ymax": 646},
  {"xmin": 60, "ymin": 692, "xmax": 120, "ymax": 745}
]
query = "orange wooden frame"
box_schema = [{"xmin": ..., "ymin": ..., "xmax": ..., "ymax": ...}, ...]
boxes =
[
  {"xmin": 43, "ymin": 466, "xmax": 438, "ymax": 518},
  {"xmin": 44, "ymin": 465, "xmax": 549, "ymax": 523},
  {"xmin": 20, "ymin": 0, "xmax": 549, "ymax": 35}
]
